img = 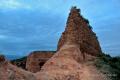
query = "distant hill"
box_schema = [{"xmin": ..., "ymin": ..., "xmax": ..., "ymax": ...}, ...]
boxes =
[
  {"xmin": 5, "ymin": 55, "xmax": 25, "ymax": 60},
  {"xmin": 11, "ymin": 56, "xmax": 27, "ymax": 69}
]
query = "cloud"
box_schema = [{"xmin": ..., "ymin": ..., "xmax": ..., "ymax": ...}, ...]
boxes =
[
  {"xmin": 0, "ymin": 34, "xmax": 7, "ymax": 39},
  {"xmin": 0, "ymin": 0, "xmax": 32, "ymax": 10}
]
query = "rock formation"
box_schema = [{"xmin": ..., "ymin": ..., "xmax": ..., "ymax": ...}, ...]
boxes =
[
  {"xmin": 57, "ymin": 6, "xmax": 102, "ymax": 56},
  {"xmin": 26, "ymin": 51, "xmax": 55, "ymax": 73},
  {"xmin": 0, "ymin": 55, "xmax": 36, "ymax": 80},
  {"xmin": 35, "ymin": 7, "xmax": 108, "ymax": 80}
]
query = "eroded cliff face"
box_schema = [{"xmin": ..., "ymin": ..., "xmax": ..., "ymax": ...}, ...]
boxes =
[
  {"xmin": 26, "ymin": 51, "xmax": 55, "ymax": 73},
  {"xmin": 57, "ymin": 7, "xmax": 102, "ymax": 56}
]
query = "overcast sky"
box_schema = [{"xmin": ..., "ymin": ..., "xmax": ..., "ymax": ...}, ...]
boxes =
[{"xmin": 0, "ymin": 0, "xmax": 120, "ymax": 57}]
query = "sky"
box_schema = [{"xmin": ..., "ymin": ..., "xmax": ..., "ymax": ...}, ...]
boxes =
[{"xmin": 0, "ymin": 0, "xmax": 120, "ymax": 58}]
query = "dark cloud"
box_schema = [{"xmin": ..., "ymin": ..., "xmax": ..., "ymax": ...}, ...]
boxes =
[{"xmin": 0, "ymin": 0, "xmax": 120, "ymax": 57}]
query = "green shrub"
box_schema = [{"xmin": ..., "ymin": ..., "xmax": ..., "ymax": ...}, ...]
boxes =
[{"xmin": 94, "ymin": 53, "xmax": 120, "ymax": 80}]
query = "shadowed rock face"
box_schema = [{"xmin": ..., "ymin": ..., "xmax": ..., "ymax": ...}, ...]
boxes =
[
  {"xmin": 11, "ymin": 56, "xmax": 27, "ymax": 70},
  {"xmin": 57, "ymin": 7, "xmax": 102, "ymax": 56},
  {"xmin": 0, "ymin": 55, "xmax": 5, "ymax": 63},
  {"xmin": 26, "ymin": 51, "xmax": 55, "ymax": 73}
]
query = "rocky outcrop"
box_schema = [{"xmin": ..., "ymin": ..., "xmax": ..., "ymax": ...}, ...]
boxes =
[
  {"xmin": 0, "ymin": 56, "xmax": 36, "ymax": 80},
  {"xmin": 35, "ymin": 7, "xmax": 107, "ymax": 80},
  {"xmin": 35, "ymin": 44, "xmax": 83, "ymax": 80},
  {"xmin": 26, "ymin": 51, "xmax": 55, "ymax": 73},
  {"xmin": 57, "ymin": 6, "xmax": 102, "ymax": 56},
  {"xmin": 0, "ymin": 6, "xmax": 108, "ymax": 80},
  {"xmin": 36, "ymin": 44, "xmax": 107, "ymax": 80}
]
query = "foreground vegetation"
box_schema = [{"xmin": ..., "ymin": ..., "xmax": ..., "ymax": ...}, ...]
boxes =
[{"xmin": 94, "ymin": 53, "xmax": 120, "ymax": 80}]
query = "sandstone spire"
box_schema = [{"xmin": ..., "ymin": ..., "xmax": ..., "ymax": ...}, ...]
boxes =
[
  {"xmin": 35, "ymin": 7, "xmax": 108, "ymax": 80},
  {"xmin": 57, "ymin": 6, "xmax": 102, "ymax": 56}
]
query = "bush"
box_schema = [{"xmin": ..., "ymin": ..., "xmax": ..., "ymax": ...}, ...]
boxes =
[
  {"xmin": 94, "ymin": 53, "xmax": 120, "ymax": 80},
  {"xmin": 88, "ymin": 25, "xmax": 93, "ymax": 30},
  {"xmin": 84, "ymin": 18, "xmax": 89, "ymax": 24}
]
